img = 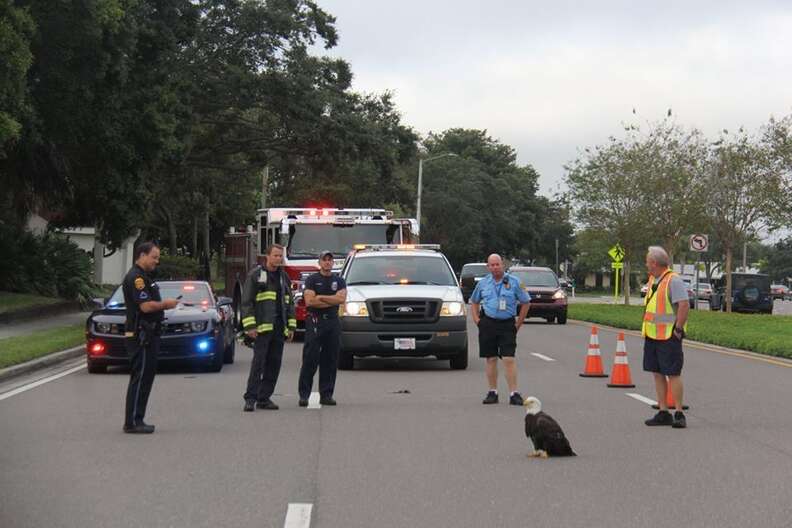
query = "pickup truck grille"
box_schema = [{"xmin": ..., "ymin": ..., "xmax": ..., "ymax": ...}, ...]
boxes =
[{"xmin": 369, "ymin": 299, "xmax": 440, "ymax": 323}]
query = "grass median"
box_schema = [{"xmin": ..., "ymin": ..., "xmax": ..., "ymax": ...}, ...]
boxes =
[
  {"xmin": 0, "ymin": 324, "xmax": 85, "ymax": 369},
  {"xmin": 568, "ymin": 304, "xmax": 792, "ymax": 359},
  {"xmin": 0, "ymin": 292, "xmax": 62, "ymax": 315}
]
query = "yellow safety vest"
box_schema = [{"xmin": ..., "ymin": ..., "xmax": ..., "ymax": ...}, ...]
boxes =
[{"xmin": 642, "ymin": 271, "xmax": 687, "ymax": 340}]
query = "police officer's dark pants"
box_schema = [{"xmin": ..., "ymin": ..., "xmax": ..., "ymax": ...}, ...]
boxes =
[
  {"xmin": 298, "ymin": 315, "xmax": 340, "ymax": 399},
  {"xmin": 244, "ymin": 327, "xmax": 285, "ymax": 402},
  {"xmin": 124, "ymin": 335, "xmax": 160, "ymax": 427}
]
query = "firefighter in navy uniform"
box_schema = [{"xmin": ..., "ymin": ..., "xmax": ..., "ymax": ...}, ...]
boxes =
[
  {"xmin": 241, "ymin": 244, "xmax": 296, "ymax": 412},
  {"xmin": 298, "ymin": 251, "xmax": 347, "ymax": 407},
  {"xmin": 122, "ymin": 242, "xmax": 179, "ymax": 434}
]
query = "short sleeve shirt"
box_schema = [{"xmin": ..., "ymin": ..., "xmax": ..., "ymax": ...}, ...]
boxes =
[
  {"xmin": 649, "ymin": 272, "xmax": 688, "ymax": 314},
  {"xmin": 122, "ymin": 264, "xmax": 163, "ymax": 332},
  {"xmin": 304, "ymin": 272, "xmax": 347, "ymax": 318},
  {"xmin": 470, "ymin": 273, "xmax": 530, "ymax": 319}
]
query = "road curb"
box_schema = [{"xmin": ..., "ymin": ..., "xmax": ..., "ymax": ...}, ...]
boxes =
[
  {"xmin": 569, "ymin": 319, "xmax": 792, "ymax": 368},
  {"xmin": 0, "ymin": 346, "xmax": 85, "ymax": 383}
]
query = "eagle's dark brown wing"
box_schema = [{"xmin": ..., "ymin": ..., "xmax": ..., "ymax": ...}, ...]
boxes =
[{"xmin": 535, "ymin": 411, "xmax": 576, "ymax": 456}]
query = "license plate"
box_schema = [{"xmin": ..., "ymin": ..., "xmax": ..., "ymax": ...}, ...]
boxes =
[{"xmin": 394, "ymin": 338, "xmax": 416, "ymax": 350}]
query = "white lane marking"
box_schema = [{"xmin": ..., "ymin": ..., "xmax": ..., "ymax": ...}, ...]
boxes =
[
  {"xmin": 284, "ymin": 503, "xmax": 313, "ymax": 528},
  {"xmin": 626, "ymin": 393, "xmax": 658, "ymax": 406},
  {"xmin": 0, "ymin": 364, "xmax": 85, "ymax": 402},
  {"xmin": 530, "ymin": 353, "xmax": 555, "ymax": 362},
  {"xmin": 307, "ymin": 392, "xmax": 321, "ymax": 409}
]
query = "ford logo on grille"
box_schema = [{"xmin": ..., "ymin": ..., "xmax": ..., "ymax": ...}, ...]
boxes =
[{"xmin": 396, "ymin": 306, "xmax": 414, "ymax": 312}]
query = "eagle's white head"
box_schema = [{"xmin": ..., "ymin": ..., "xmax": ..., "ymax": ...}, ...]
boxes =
[{"xmin": 523, "ymin": 396, "xmax": 542, "ymax": 415}]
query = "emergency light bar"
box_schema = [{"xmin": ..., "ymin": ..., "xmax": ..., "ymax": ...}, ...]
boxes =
[{"xmin": 353, "ymin": 244, "xmax": 441, "ymax": 251}]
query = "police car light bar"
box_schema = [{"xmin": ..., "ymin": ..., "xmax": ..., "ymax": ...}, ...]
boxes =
[{"xmin": 353, "ymin": 244, "xmax": 441, "ymax": 251}]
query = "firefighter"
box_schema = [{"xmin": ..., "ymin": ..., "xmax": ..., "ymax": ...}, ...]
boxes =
[
  {"xmin": 122, "ymin": 242, "xmax": 179, "ymax": 434},
  {"xmin": 241, "ymin": 244, "xmax": 296, "ymax": 411},
  {"xmin": 297, "ymin": 251, "xmax": 347, "ymax": 406}
]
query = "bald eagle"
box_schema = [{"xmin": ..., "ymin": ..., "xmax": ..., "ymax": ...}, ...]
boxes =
[{"xmin": 524, "ymin": 397, "xmax": 576, "ymax": 458}]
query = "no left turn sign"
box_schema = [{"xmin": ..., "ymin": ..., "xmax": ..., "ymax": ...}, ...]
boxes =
[{"xmin": 689, "ymin": 234, "xmax": 709, "ymax": 252}]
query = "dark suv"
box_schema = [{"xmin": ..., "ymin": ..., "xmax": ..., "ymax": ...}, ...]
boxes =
[
  {"xmin": 508, "ymin": 266, "xmax": 568, "ymax": 324},
  {"xmin": 459, "ymin": 263, "xmax": 488, "ymax": 302},
  {"xmin": 709, "ymin": 273, "xmax": 773, "ymax": 314}
]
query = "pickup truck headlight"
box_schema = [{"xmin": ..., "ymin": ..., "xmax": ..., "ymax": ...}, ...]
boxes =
[
  {"xmin": 342, "ymin": 302, "xmax": 369, "ymax": 317},
  {"xmin": 552, "ymin": 289, "xmax": 566, "ymax": 300},
  {"xmin": 440, "ymin": 301, "xmax": 465, "ymax": 316},
  {"xmin": 190, "ymin": 321, "xmax": 208, "ymax": 332}
]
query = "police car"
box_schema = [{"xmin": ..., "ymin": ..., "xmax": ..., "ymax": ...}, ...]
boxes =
[
  {"xmin": 338, "ymin": 244, "xmax": 468, "ymax": 369},
  {"xmin": 85, "ymin": 281, "xmax": 236, "ymax": 373}
]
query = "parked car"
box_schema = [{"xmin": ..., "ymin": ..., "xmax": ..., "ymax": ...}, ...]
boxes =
[
  {"xmin": 709, "ymin": 273, "xmax": 773, "ymax": 314},
  {"xmin": 338, "ymin": 244, "xmax": 468, "ymax": 369},
  {"xmin": 459, "ymin": 262, "xmax": 488, "ymax": 302},
  {"xmin": 692, "ymin": 282, "xmax": 713, "ymax": 301},
  {"xmin": 507, "ymin": 266, "xmax": 567, "ymax": 324},
  {"xmin": 770, "ymin": 284, "xmax": 790, "ymax": 301},
  {"xmin": 85, "ymin": 281, "xmax": 236, "ymax": 373}
]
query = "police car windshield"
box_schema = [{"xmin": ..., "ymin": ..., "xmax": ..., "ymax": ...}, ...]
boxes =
[
  {"xmin": 346, "ymin": 255, "xmax": 456, "ymax": 286},
  {"xmin": 287, "ymin": 224, "xmax": 397, "ymax": 257},
  {"xmin": 156, "ymin": 282, "xmax": 215, "ymax": 306},
  {"xmin": 510, "ymin": 270, "xmax": 559, "ymax": 288}
]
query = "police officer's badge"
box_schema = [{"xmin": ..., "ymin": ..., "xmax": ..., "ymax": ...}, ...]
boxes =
[
  {"xmin": 332, "ymin": 281, "xmax": 338, "ymax": 291},
  {"xmin": 134, "ymin": 277, "xmax": 145, "ymax": 290}
]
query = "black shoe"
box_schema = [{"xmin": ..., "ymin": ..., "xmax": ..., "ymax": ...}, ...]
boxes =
[
  {"xmin": 672, "ymin": 411, "xmax": 687, "ymax": 429},
  {"xmin": 243, "ymin": 400, "xmax": 255, "ymax": 412},
  {"xmin": 482, "ymin": 391, "xmax": 498, "ymax": 404},
  {"xmin": 123, "ymin": 423, "xmax": 155, "ymax": 434},
  {"xmin": 256, "ymin": 400, "xmax": 279, "ymax": 410},
  {"xmin": 509, "ymin": 392, "xmax": 524, "ymax": 406},
  {"xmin": 299, "ymin": 399, "xmax": 309, "ymax": 407},
  {"xmin": 645, "ymin": 410, "xmax": 673, "ymax": 426},
  {"xmin": 320, "ymin": 396, "xmax": 336, "ymax": 406}
]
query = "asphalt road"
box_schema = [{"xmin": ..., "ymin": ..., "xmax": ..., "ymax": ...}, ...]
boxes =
[{"xmin": 1, "ymin": 318, "xmax": 791, "ymax": 528}]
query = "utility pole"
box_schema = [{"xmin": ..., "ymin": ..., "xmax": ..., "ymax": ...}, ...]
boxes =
[
  {"xmin": 555, "ymin": 238, "xmax": 559, "ymax": 275},
  {"xmin": 261, "ymin": 165, "xmax": 269, "ymax": 210},
  {"xmin": 742, "ymin": 241, "xmax": 747, "ymax": 272}
]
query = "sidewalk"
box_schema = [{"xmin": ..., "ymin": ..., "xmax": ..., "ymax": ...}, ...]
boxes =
[{"xmin": 0, "ymin": 311, "xmax": 90, "ymax": 340}]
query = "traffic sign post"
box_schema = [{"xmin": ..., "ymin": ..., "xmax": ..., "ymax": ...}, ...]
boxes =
[
  {"xmin": 608, "ymin": 244, "xmax": 625, "ymax": 300},
  {"xmin": 689, "ymin": 235, "xmax": 709, "ymax": 307}
]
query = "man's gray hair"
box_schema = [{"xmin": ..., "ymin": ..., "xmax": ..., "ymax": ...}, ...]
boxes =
[{"xmin": 646, "ymin": 246, "xmax": 670, "ymax": 267}]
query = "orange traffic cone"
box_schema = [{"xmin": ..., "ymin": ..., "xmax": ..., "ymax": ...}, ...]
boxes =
[
  {"xmin": 607, "ymin": 332, "xmax": 635, "ymax": 388},
  {"xmin": 579, "ymin": 326, "xmax": 608, "ymax": 378},
  {"xmin": 652, "ymin": 378, "xmax": 689, "ymax": 410}
]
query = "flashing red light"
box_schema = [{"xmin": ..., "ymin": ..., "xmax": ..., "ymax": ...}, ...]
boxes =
[
  {"xmin": 183, "ymin": 285, "xmax": 196, "ymax": 291},
  {"xmin": 89, "ymin": 341, "xmax": 106, "ymax": 355},
  {"xmin": 309, "ymin": 209, "xmax": 316, "ymax": 216},
  {"xmin": 322, "ymin": 209, "xmax": 330, "ymax": 216}
]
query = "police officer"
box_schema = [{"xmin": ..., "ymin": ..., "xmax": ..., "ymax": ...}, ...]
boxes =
[
  {"xmin": 298, "ymin": 251, "xmax": 347, "ymax": 406},
  {"xmin": 123, "ymin": 242, "xmax": 179, "ymax": 434},
  {"xmin": 241, "ymin": 244, "xmax": 296, "ymax": 412},
  {"xmin": 470, "ymin": 254, "xmax": 531, "ymax": 406}
]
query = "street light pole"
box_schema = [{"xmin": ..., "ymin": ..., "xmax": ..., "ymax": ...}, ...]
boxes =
[{"xmin": 416, "ymin": 153, "xmax": 457, "ymax": 235}]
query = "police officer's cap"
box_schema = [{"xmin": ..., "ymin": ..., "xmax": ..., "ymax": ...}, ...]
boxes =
[{"xmin": 319, "ymin": 250, "xmax": 334, "ymax": 259}]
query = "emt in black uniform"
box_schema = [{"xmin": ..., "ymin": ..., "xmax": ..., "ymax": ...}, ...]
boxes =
[
  {"xmin": 298, "ymin": 251, "xmax": 347, "ymax": 406},
  {"xmin": 122, "ymin": 242, "xmax": 179, "ymax": 434}
]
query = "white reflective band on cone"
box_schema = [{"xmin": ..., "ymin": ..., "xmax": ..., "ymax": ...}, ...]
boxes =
[{"xmin": 614, "ymin": 355, "xmax": 629, "ymax": 364}]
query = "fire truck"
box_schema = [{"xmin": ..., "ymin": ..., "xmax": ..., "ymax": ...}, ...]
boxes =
[{"xmin": 224, "ymin": 208, "xmax": 418, "ymax": 331}]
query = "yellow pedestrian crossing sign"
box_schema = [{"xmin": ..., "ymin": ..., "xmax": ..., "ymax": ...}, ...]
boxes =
[{"xmin": 608, "ymin": 244, "xmax": 625, "ymax": 263}]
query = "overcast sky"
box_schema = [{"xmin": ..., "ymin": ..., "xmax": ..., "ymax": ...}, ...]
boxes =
[{"xmin": 314, "ymin": 0, "xmax": 792, "ymax": 196}]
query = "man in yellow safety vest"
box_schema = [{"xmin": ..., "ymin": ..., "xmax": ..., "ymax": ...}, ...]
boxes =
[{"xmin": 642, "ymin": 246, "xmax": 689, "ymax": 428}]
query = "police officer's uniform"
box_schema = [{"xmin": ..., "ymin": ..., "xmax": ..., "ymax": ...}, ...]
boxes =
[
  {"xmin": 122, "ymin": 264, "xmax": 163, "ymax": 430},
  {"xmin": 298, "ymin": 260, "xmax": 346, "ymax": 403},
  {"xmin": 471, "ymin": 273, "xmax": 530, "ymax": 358}
]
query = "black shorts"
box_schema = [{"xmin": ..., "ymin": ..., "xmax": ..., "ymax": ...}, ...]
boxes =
[
  {"xmin": 478, "ymin": 316, "xmax": 517, "ymax": 358},
  {"xmin": 643, "ymin": 337, "xmax": 684, "ymax": 376}
]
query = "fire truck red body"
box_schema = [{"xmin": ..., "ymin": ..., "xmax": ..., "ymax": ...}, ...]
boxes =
[{"xmin": 224, "ymin": 208, "xmax": 418, "ymax": 331}]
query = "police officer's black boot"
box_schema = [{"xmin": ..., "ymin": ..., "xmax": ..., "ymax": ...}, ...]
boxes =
[{"xmin": 243, "ymin": 399, "xmax": 256, "ymax": 412}]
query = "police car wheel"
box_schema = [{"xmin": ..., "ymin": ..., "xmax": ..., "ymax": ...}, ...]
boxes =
[
  {"xmin": 338, "ymin": 349, "xmax": 354, "ymax": 370},
  {"xmin": 87, "ymin": 362, "xmax": 106, "ymax": 374},
  {"xmin": 224, "ymin": 337, "xmax": 235, "ymax": 364}
]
